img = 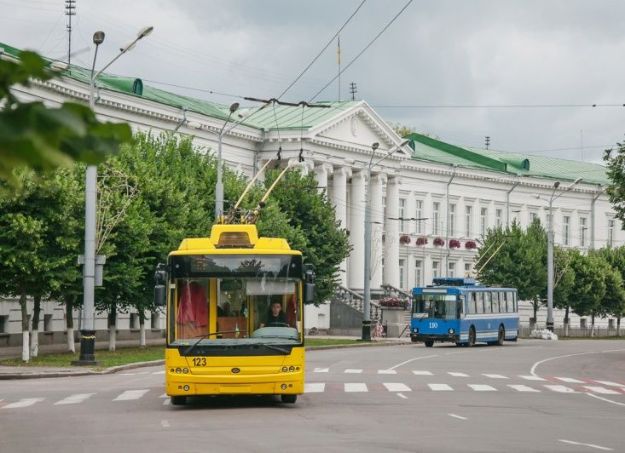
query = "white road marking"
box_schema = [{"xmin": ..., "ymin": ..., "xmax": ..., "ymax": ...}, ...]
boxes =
[
  {"xmin": 529, "ymin": 349, "xmax": 625, "ymax": 378},
  {"xmin": 304, "ymin": 383, "xmax": 326, "ymax": 393},
  {"xmin": 377, "ymin": 369, "xmax": 397, "ymax": 375},
  {"xmin": 119, "ymin": 373, "xmax": 137, "ymax": 376},
  {"xmin": 594, "ymin": 380, "xmax": 625, "ymax": 388},
  {"xmin": 383, "ymin": 383, "xmax": 411, "ymax": 392},
  {"xmin": 160, "ymin": 393, "xmax": 168, "ymax": 398},
  {"xmin": 344, "ymin": 383, "xmax": 368, "ymax": 392},
  {"xmin": 483, "ymin": 374, "xmax": 508, "ymax": 379},
  {"xmin": 161, "ymin": 420, "xmax": 170, "ymax": 428},
  {"xmin": 469, "ymin": 384, "xmax": 497, "ymax": 392},
  {"xmin": 2, "ymin": 398, "xmax": 44, "ymax": 409},
  {"xmin": 386, "ymin": 354, "xmax": 438, "ymax": 371},
  {"xmin": 586, "ymin": 393, "xmax": 625, "ymax": 407},
  {"xmin": 54, "ymin": 393, "xmax": 95, "ymax": 405},
  {"xmin": 135, "ymin": 371, "xmax": 150, "ymax": 375},
  {"xmin": 428, "ymin": 383, "xmax": 453, "ymax": 391},
  {"xmin": 113, "ymin": 389, "xmax": 150, "ymax": 401},
  {"xmin": 508, "ymin": 385, "xmax": 540, "ymax": 392},
  {"xmin": 313, "ymin": 368, "xmax": 329, "ymax": 373},
  {"xmin": 558, "ymin": 439, "xmax": 613, "ymax": 451},
  {"xmin": 448, "ymin": 372, "xmax": 469, "ymax": 377},
  {"xmin": 152, "ymin": 370, "xmax": 165, "ymax": 375},
  {"xmin": 448, "ymin": 413, "xmax": 467, "ymax": 420},
  {"xmin": 544, "ymin": 385, "xmax": 576, "ymax": 393},
  {"xmin": 397, "ymin": 393, "xmax": 408, "ymax": 399},
  {"xmin": 412, "ymin": 370, "xmax": 433, "ymax": 376},
  {"xmin": 163, "ymin": 398, "xmax": 170, "ymax": 406},
  {"xmin": 344, "ymin": 369, "xmax": 363, "ymax": 374},
  {"xmin": 519, "ymin": 375, "xmax": 546, "ymax": 381},
  {"xmin": 584, "ymin": 386, "xmax": 621, "ymax": 395},
  {"xmin": 555, "ymin": 377, "xmax": 585, "ymax": 384}
]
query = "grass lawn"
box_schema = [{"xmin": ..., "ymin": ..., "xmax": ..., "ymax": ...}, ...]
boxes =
[{"xmin": 0, "ymin": 338, "xmax": 363, "ymax": 368}]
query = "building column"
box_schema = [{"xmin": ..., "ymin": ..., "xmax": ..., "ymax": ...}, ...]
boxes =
[
  {"xmin": 332, "ymin": 167, "xmax": 351, "ymax": 286},
  {"xmin": 314, "ymin": 163, "xmax": 333, "ymax": 194},
  {"xmin": 348, "ymin": 170, "xmax": 366, "ymax": 290},
  {"xmin": 370, "ymin": 173, "xmax": 386, "ymax": 290},
  {"xmin": 384, "ymin": 176, "xmax": 401, "ymax": 288}
]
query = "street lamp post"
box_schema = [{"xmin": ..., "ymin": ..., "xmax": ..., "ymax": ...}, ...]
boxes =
[
  {"xmin": 546, "ymin": 177, "xmax": 582, "ymax": 332},
  {"xmin": 74, "ymin": 26, "xmax": 153, "ymax": 366},
  {"xmin": 215, "ymin": 102, "xmax": 240, "ymax": 221},
  {"xmin": 362, "ymin": 140, "xmax": 409, "ymax": 341}
]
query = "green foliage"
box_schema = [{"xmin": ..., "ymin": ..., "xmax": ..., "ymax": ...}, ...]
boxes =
[
  {"xmin": 0, "ymin": 50, "xmax": 131, "ymax": 185},
  {"xmin": 567, "ymin": 250, "xmax": 607, "ymax": 317}
]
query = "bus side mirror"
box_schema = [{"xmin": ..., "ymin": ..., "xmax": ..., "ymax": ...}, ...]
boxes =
[
  {"xmin": 155, "ymin": 284, "xmax": 166, "ymax": 307},
  {"xmin": 305, "ymin": 283, "xmax": 315, "ymax": 304}
]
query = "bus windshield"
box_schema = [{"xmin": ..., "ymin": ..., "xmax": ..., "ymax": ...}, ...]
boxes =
[
  {"xmin": 413, "ymin": 293, "xmax": 460, "ymax": 320},
  {"xmin": 171, "ymin": 276, "xmax": 302, "ymax": 346}
]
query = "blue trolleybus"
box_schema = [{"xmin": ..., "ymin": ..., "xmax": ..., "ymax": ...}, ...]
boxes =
[{"xmin": 410, "ymin": 278, "xmax": 519, "ymax": 347}]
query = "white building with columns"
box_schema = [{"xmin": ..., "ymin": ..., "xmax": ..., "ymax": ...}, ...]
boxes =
[{"xmin": 0, "ymin": 41, "xmax": 621, "ymax": 339}]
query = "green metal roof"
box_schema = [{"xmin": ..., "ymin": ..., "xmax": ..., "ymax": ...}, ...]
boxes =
[{"xmin": 406, "ymin": 133, "xmax": 608, "ymax": 185}]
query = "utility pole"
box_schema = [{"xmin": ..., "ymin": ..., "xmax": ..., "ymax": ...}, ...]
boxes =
[
  {"xmin": 349, "ymin": 82, "xmax": 357, "ymax": 101},
  {"xmin": 65, "ymin": 0, "xmax": 76, "ymax": 66},
  {"xmin": 337, "ymin": 36, "xmax": 341, "ymax": 101}
]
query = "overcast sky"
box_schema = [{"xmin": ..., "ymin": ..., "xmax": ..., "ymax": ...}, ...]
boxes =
[{"xmin": 3, "ymin": 0, "xmax": 625, "ymax": 162}]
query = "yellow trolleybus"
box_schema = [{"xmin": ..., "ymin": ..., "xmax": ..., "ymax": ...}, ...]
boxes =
[{"xmin": 155, "ymin": 223, "xmax": 314, "ymax": 405}]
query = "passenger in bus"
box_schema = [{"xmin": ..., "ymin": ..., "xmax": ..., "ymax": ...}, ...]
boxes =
[{"xmin": 262, "ymin": 299, "xmax": 287, "ymax": 327}]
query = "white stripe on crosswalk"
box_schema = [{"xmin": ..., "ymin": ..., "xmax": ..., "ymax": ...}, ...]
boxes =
[
  {"xmin": 378, "ymin": 369, "xmax": 397, "ymax": 375},
  {"xmin": 304, "ymin": 383, "xmax": 326, "ymax": 393},
  {"xmin": 584, "ymin": 386, "xmax": 621, "ymax": 395},
  {"xmin": 344, "ymin": 383, "xmax": 368, "ymax": 392},
  {"xmin": 448, "ymin": 372, "xmax": 469, "ymax": 377},
  {"xmin": 508, "ymin": 385, "xmax": 540, "ymax": 393},
  {"xmin": 469, "ymin": 384, "xmax": 497, "ymax": 392},
  {"xmin": 54, "ymin": 393, "xmax": 95, "ymax": 405},
  {"xmin": 594, "ymin": 380, "xmax": 625, "ymax": 388},
  {"xmin": 519, "ymin": 375, "xmax": 546, "ymax": 381},
  {"xmin": 160, "ymin": 394, "xmax": 168, "ymax": 398},
  {"xmin": 555, "ymin": 377, "xmax": 584, "ymax": 384},
  {"xmin": 313, "ymin": 368, "xmax": 329, "ymax": 373},
  {"xmin": 152, "ymin": 370, "xmax": 165, "ymax": 375},
  {"xmin": 428, "ymin": 383, "xmax": 453, "ymax": 391},
  {"xmin": 383, "ymin": 383, "xmax": 411, "ymax": 392},
  {"xmin": 483, "ymin": 374, "xmax": 508, "ymax": 379},
  {"xmin": 412, "ymin": 370, "xmax": 433, "ymax": 376},
  {"xmin": 545, "ymin": 385, "xmax": 576, "ymax": 393},
  {"xmin": 163, "ymin": 398, "xmax": 170, "ymax": 406},
  {"xmin": 113, "ymin": 389, "xmax": 150, "ymax": 401},
  {"xmin": 2, "ymin": 398, "xmax": 44, "ymax": 409},
  {"xmin": 344, "ymin": 369, "xmax": 363, "ymax": 374}
]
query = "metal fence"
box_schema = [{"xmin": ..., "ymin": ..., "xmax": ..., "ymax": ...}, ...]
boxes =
[{"xmin": 519, "ymin": 324, "xmax": 623, "ymax": 338}]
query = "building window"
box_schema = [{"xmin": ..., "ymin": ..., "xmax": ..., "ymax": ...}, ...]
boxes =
[
  {"xmin": 0, "ymin": 315, "xmax": 8, "ymax": 333},
  {"xmin": 449, "ymin": 203, "xmax": 456, "ymax": 236},
  {"xmin": 151, "ymin": 311, "xmax": 160, "ymax": 329},
  {"xmin": 433, "ymin": 202, "xmax": 440, "ymax": 235},
  {"xmin": 608, "ymin": 219, "xmax": 615, "ymax": 247},
  {"xmin": 464, "ymin": 262, "xmax": 472, "ymax": 276},
  {"xmin": 465, "ymin": 205, "xmax": 472, "ymax": 237},
  {"xmin": 563, "ymin": 215, "xmax": 570, "ymax": 246},
  {"xmin": 415, "ymin": 260, "xmax": 423, "ymax": 287},
  {"xmin": 399, "ymin": 198, "xmax": 406, "ymax": 232},
  {"xmin": 529, "ymin": 211, "xmax": 538, "ymax": 224},
  {"xmin": 495, "ymin": 208, "xmax": 503, "ymax": 228},
  {"xmin": 43, "ymin": 314, "xmax": 53, "ymax": 332},
  {"xmin": 448, "ymin": 262, "xmax": 456, "ymax": 278},
  {"xmin": 399, "ymin": 259, "xmax": 406, "ymax": 289},
  {"xmin": 415, "ymin": 200, "xmax": 423, "ymax": 233},
  {"xmin": 480, "ymin": 207, "xmax": 488, "ymax": 236},
  {"xmin": 580, "ymin": 217, "xmax": 587, "ymax": 247},
  {"xmin": 432, "ymin": 261, "xmax": 440, "ymax": 279},
  {"xmin": 130, "ymin": 313, "xmax": 139, "ymax": 330}
]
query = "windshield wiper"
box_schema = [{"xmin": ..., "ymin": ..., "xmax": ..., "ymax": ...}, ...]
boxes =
[
  {"xmin": 183, "ymin": 330, "xmax": 247, "ymax": 355},
  {"xmin": 258, "ymin": 343, "xmax": 290, "ymax": 354}
]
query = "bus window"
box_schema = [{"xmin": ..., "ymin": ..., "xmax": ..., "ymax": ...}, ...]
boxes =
[
  {"xmin": 492, "ymin": 292, "xmax": 500, "ymax": 313},
  {"xmin": 413, "ymin": 294, "xmax": 460, "ymax": 320},
  {"xmin": 176, "ymin": 279, "xmax": 209, "ymax": 339},
  {"xmin": 506, "ymin": 291, "xmax": 515, "ymax": 312},
  {"xmin": 476, "ymin": 292, "xmax": 484, "ymax": 314},
  {"xmin": 484, "ymin": 292, "xmax": 492, "ymax": 314},
  {"xmin": 469, "ymin": 292, "xmax": 477, "ymax": 314}
]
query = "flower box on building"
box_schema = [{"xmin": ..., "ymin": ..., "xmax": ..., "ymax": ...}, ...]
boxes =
[
  {"xmin": 465, "ymin": 240, "xmax": 477, "ymax": 250},
  {"xmin": 449, "ymin": 239, "xmax": 461, "ymax": 249},
  {"xmin": 433, "ymin": 237, "xmax": 445, "ymax": 247},
  {"xmin": 379, "ymin": 296, "xmax": 408, "ymax": 309},
  {"xmin": 399, "ymin": 235, "xmax": 411, "ymax": 245},
  {"xmin": 416, "ymin": 236, "xmax": 428, "ymax": 246}
]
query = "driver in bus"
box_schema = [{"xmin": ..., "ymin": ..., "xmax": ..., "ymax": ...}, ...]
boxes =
[{"xmin": 262, "ymin": 299, "xmax": 287, "ymax": 327}]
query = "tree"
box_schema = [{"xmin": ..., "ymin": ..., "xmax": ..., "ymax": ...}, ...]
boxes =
[
  {"xmin": 593, "ymin": 247, "xmax": 625, "ymax": 335},
  {"xmin": 568, "ymin": 251, "xmax": 607, "ymax": 336},
  {"xmin": 553, "ymin": 247, "xmax": 575, "ymax": 336},
  {"xmin": 0, "ymin": 49, "xmax": 131, "ymax": 185}
]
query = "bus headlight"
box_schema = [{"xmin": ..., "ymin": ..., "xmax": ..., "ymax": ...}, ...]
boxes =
[
  {"xmin": 448, "ymin": 328, "xmax": 455, "ymax": 334},
  {"xmin": 413, "ymin": 328, "xmax": 419, "ymax": 334}
]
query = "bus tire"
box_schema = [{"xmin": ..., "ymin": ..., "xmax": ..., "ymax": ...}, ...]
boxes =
[
  {"xmin": 281, "ymin": 394, "xmax": 297, "ymax": 404},
  {"xmin": 171, "ymin": 396, "xmax": 186, "ymax": 406},
  {"xmin": 496, "ymin": 325, "xmax": 505, "ymax": 345},
  {"xmin": 468, "ymin": 327, "xmax": 476, "ymax": 347},
  {"xmin": 424, "ymin": 340, "xmax": 434, "ymax": 348}
]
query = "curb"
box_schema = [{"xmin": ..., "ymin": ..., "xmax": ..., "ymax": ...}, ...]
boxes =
[{"xmin": 0, "ymin": 341, "xmax": 411, "ymax": 380}]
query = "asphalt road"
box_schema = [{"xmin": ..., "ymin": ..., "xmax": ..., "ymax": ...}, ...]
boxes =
[{"xmin": 1, "ymin": 339, "xmax": 624, "ymax": 453}]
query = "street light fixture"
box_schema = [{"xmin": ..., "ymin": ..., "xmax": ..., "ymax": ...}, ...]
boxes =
[
  {"xmin": 74, "ymin": 27, "xmax": 153, "ymax": 366},
  {"xmin": 545, "ymin": 177, "xmax": 582, "ymax": 332},
  {"xmin": 215, "ymin": 102, "xmax": 241, "ymax": 221},
  {"xmin": 362, "ymin": 139, "xmax": 409, "ymax": 341}
]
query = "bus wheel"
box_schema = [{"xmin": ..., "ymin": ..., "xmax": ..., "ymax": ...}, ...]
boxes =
[
  {"xmin": 170, "ymin": 396, "xmax": 186, "ymax": 406},
  {"xmin": 497, "ymin": 326, "xmax": 505, "ymax": 346},
  {"xmin": 424, "ymin": 340, "xmax": 434, "ymax": 348},
  {"xmin": 468, "ymin": 327, "xmax": 476, "ymax": 347},
  {"xmin": 281, "ymin": 394, "xmax": 297, "ymax": 404}
]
